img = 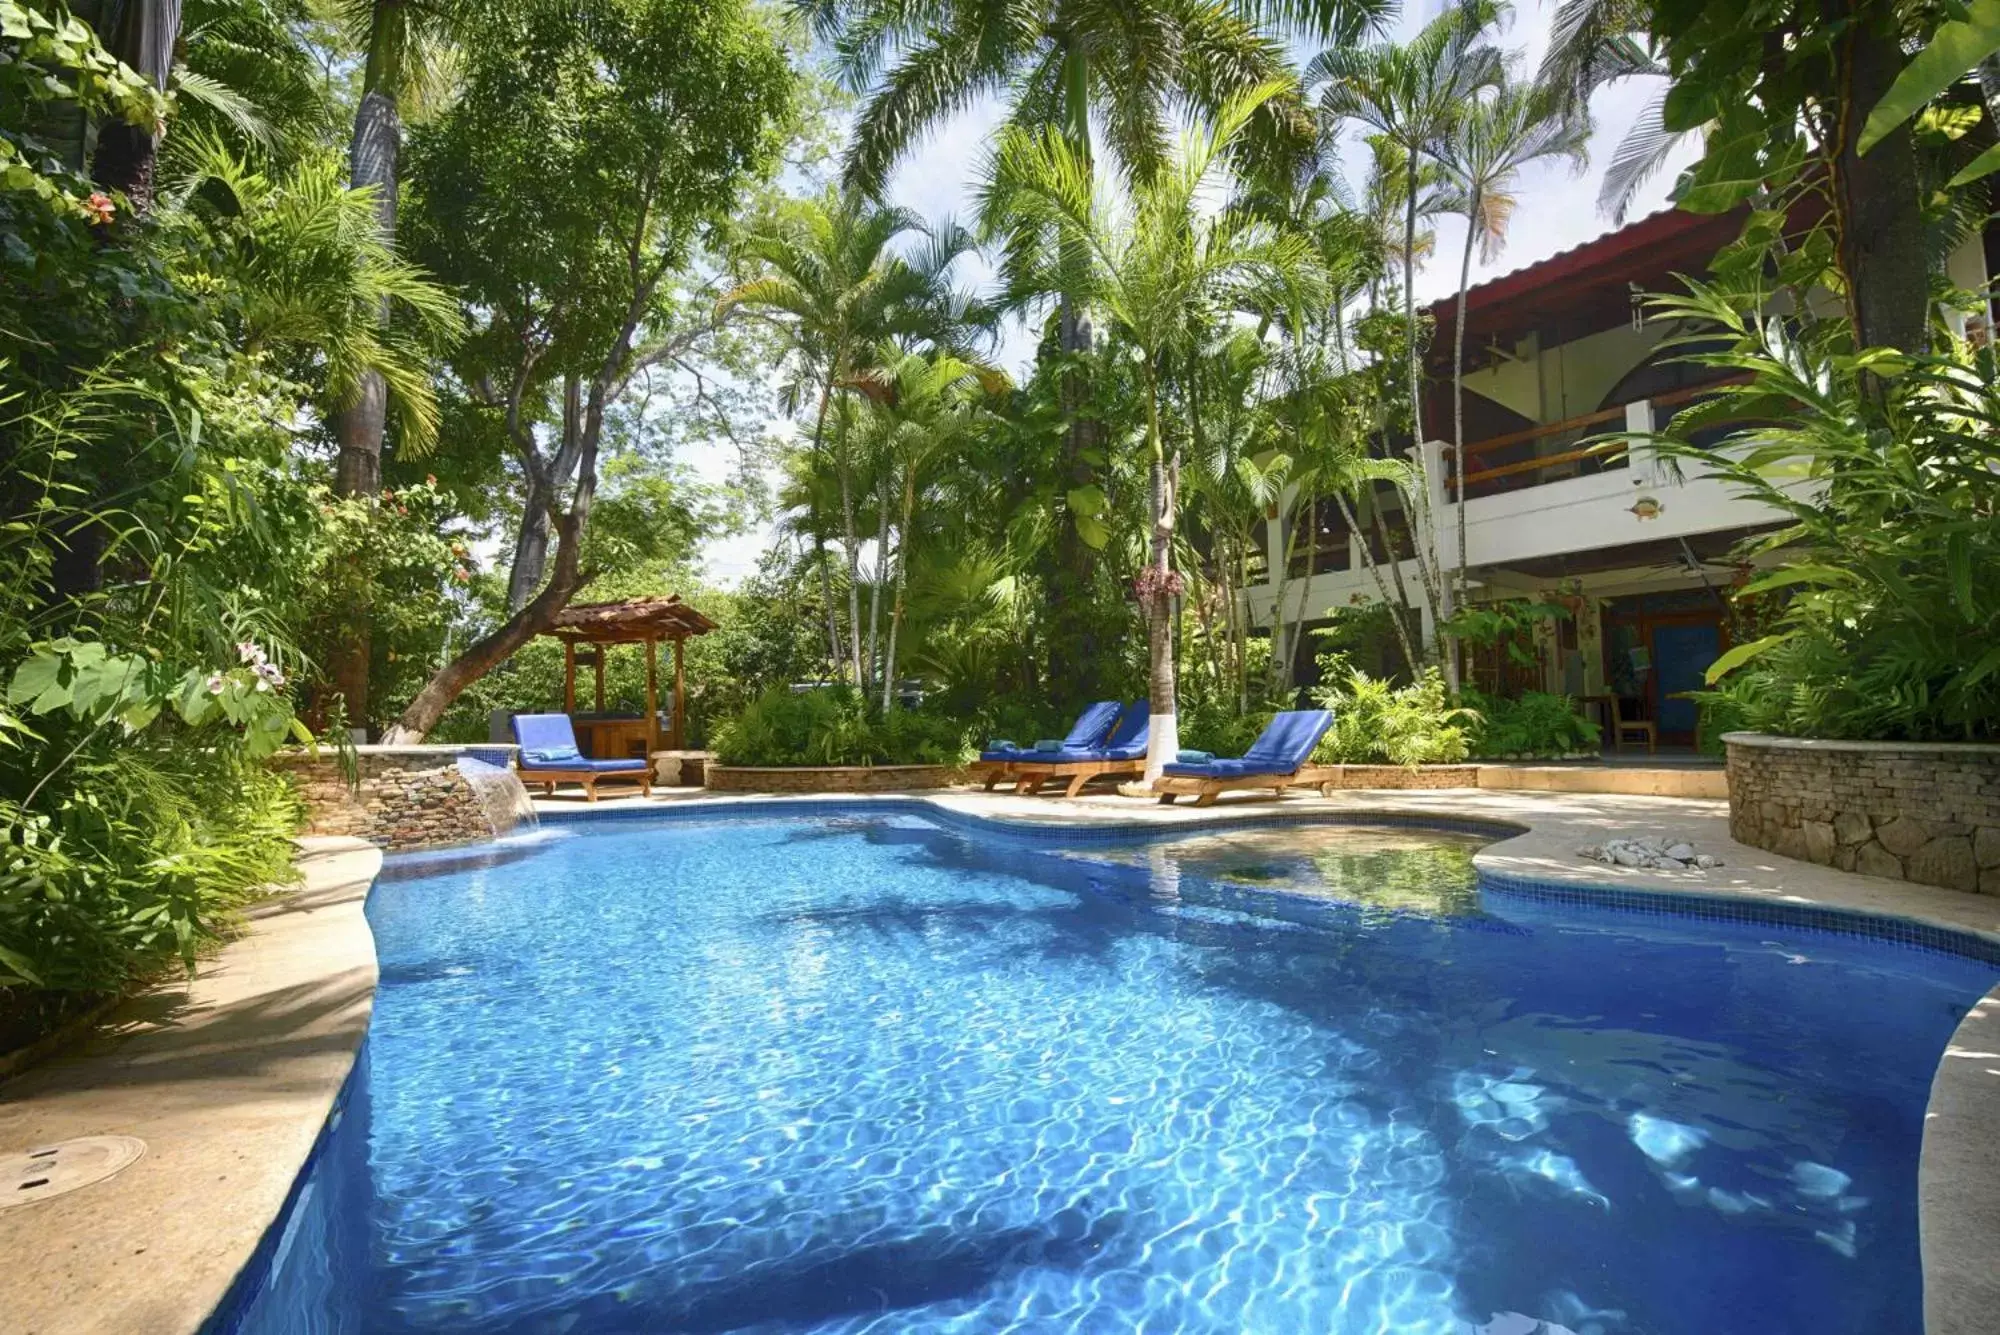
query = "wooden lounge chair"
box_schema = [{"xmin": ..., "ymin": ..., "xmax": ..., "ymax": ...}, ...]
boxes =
[
  {"xmin": 1153, "ymin": 709, "xmax": 1336, "ymax": 807},
  {"xmin": 971, "ymin": 700, "xmax": 1122, "ymax": 791},
  {"xmin": 511, "ymin": 712, "xmax": 653, "ymax": 802},
  {"xmin": 1012, "ymin": 701, "xmax": 1150, "ymax": 797}
]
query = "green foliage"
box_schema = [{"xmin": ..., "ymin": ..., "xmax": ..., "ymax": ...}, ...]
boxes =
[
  {"xmin": 710, "ymin": 686, "xmax": 971, "ymax": 767},
  {"xmin": 1651, "ymin": 284, "xmax": 2000, "ymax": 741},
  {"xmin": 1312, "ymin": 663, "xmax": 1473, "ymax": 766},
  {"xmin": 291, "ymin": 478, "xmax": 471, "ymax": 722},
  {"xmin": 1178, "ymin": 706, "xmax": 1273, "ymax": 758},
  {"xmin": 0, "ymin": 751, "xmax": 300, "ymax": 992},
  {"xmin": 1462, "ymin": 688, "xmax": 1599, "ymax": 759}
]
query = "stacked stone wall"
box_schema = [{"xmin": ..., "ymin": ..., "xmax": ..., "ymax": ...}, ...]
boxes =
[
  {"xmin": 704, "ymin": 764, "xmax": 959, "ymax": 794},
  {"xmin": 273, "ymin": 746, "xmax": 512, "ymax": 850},
  {"xmin": 1724, "ymin": 733, "xmax": 2000, "ymax": 894}
]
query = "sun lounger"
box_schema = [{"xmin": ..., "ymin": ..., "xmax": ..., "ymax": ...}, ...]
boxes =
[
  {"xmin": 972, "ymin": 700, "xmax": 1122, "ymax": 791},
  {"xmin": 1152, "ymin": 709, "xmax": 1334, "ymax": 807},
  {"xmin": 1012, "ymin": 700, "xmax": 1151, "ymax": 797},
  {"xmin": 511, "ymin": 712, "xmax": 653, "ymax": 802}
]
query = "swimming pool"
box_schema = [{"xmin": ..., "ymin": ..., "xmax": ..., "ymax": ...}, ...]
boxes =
[{"xmin": 225, "ymin": 808, "xmax": 2000, "ymax": 1334}]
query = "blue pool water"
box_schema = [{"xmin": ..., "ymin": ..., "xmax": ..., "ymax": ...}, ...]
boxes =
[{"xmin": 229, "ymin": 811, "xmax": 1999, "ymax": 1335}]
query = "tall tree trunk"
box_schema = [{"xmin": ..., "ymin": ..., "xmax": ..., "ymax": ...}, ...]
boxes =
[
  {"xmin": 833, "ymin": 401, "xmax": 866, "ymax": 685},
  {"xmin": 1046, "ymin": 300, "xmax": 1107, "ymax": 705},
  {"xmin": 1829, "ymin": 5, "xmax": 1930, "ymax": 356},
  {"xmin": 802, "ymin": 378, "xmax": 844, "ymax": 675},
  {"xmin": 866, "ymin": 471, "xmax": 888, "ymax": 693},
  {"xmin": 507, "ymin": 478, "xmax": 554, "ymax": 614},
  {"xmin": 1450, "ymin": 200, "xmax": 1478, "ymax": 691},
  {"xmin": 387, "ymin": 369, "xmax": 612, "ymax": 740},
  {"xmin": 1286, "ymin": 495, "xmax": 1317, "ymax": 694},
  {"xmin": 89, "ymin": 0, "xmax": 180, "ymax": 215},
  {"xmin": 1400, "ymin": 160, "xmax": 1454, "ymax": 688},
  {"xmin": 1336, "ymin": 491, "xmax": 1421, "ymax": 677},
  {"xmin": 505, "ymin": 377, "xmax": 585, "ymax": 613},
  {"xmin": 1140, "ymin": 375, "xmax": 1180, "ymax": 784},
  {"xmin": 881, "ymin": 466, "xmax": 916, "ymax": 712},
  {"xmin": 334, "ymin": 84, "xmax": 401, "ymax": 497},
  {"xmin": 328, "ymin": 14, "xmax": 404, "ymax": 729},
  {"xmin": 386, "ymin": 504, "xmax": 594, "ymax": 741},
  {"xmin": 816, "ymin": 538, "xmax": 842, "ymax": 679}
]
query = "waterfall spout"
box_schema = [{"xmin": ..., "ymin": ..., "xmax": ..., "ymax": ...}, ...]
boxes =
[{"xmin": 456, "ymin": 754, "xmax": 540, "ymax": 840}]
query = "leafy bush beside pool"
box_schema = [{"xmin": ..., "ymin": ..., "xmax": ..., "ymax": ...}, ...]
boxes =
[{"xmin": 710, "ymin": 687, "xmax": 975, "ymax": 768}]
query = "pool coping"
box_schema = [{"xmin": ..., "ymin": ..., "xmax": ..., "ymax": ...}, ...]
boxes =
[
  {"xmin": 5, "ymin": 790, "xmax": 1995, "ymax": 1332},
  {"xmin": 0, "ymin": 836, "xmax": 380, "ymax": 1335}
]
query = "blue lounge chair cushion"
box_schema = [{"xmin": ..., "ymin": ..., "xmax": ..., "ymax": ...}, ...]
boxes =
[
  {"xmin": 981, "ymin": 703, "xmax": 1121, "ymax": 763},
  {"xmin": 1035, "ymin": 700, "xmax": 1151, "ymax": 764},
  {"xmin": 512, "ymin": 713, "xmax": 582, "ymax": 763},
  {"xmin": 1160, "ymin": 709, "xmax": 1334, "ymax": 779},
  {"xmin": 510, "ymin": 713, "xmax": 647, "ymax": 772},
  {"xmin": 1060, "ymin": 701, "xmax": 1122, "ymax": 749}
]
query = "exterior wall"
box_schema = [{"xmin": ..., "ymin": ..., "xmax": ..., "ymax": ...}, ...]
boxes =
[
  {"xmin": 274, "ymin": 745, "xmax": 516, "ymax": 850},
  {"xmin": 705, "ymin": 764, "xmax": 960, "ymax": 794},
  {"xmin": 1460, "ymin": 320, "xmax": 1668, "ymax": 425},
  {"xmin": 1725, "ymin": 733, "xmax": 2000, "ymax": 894}
]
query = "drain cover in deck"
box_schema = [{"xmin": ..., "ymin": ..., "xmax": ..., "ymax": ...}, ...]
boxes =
[{"xmin": 1, "ymin": 1136, "xmax": 146, "ymax": 1209}]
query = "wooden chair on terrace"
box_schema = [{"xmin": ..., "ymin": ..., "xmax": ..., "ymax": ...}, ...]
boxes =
[{"xmin": 1610, "ymin": 697, "xmax": 1657, "ymax": 753}]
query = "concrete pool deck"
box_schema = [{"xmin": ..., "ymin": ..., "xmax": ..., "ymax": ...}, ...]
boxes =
[
  {"xmin": 2, "ymin": 787, "xmax": 1994, "ymax": 1333},
  {"xmin": 0, "ymin": 837, "xmax": 378, "ymax": 1335}
]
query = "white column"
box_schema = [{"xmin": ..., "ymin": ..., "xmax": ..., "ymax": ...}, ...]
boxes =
[
  {"xmin": 1413, "ymin": 441, "xmax": 1453, "ymax": 619},
  {"xmin": 1624, "ymin": 398, "xmax": 1657, "ymax": 486},
  {"xmin": 1265, "ymin": 484, "xmax": 1294, "ymax": 587}
]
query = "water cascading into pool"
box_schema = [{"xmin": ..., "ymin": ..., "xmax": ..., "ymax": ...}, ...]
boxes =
[{"xmin": 455, "ymin": 753, "xmax": 540, "ymax": 840}]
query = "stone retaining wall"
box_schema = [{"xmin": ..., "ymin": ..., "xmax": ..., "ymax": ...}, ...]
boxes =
[
  {"xmin": 1317, "ymin": 764, "xmax": 1482, "ymax": 790},
  {"xmin": 704, "ymin": 764, "xmax": 959, "ymax": 794},
  {"xmin": 273, "ymin": 745, "xmax": 516, "ymax": 850},
  {"xmin": 1724, "ymin": 732, "xmax": 2000, "ymax": 894}
]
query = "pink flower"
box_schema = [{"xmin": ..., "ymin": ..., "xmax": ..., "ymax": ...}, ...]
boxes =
[
  {"xmin": 83, "ymin": 192, "xmax": 114, "ymax": 225},
  {"xmin": 237, "ymin": 640, "xmax": 265, "ymax": 665},
  {"xmin": 206, "ymin": 672, "xmax": 226, "ymax": 695},
  {"xmin": 452, "ymin": 566, "xmax": 470, "ymax": 583},
  {"xmin": 425, "ymin": 474, "xmax": 437, "ymax": 487}
]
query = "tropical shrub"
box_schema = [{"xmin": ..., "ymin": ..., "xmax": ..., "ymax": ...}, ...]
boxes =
[
  {"xmin": 1652, "ymin": 285, "xmax": 2000, "ymax": 742},
  {"xmin": 1463, "ymin": 689, "xmax": 1600, "ymax": 759},
  {"xmin": 1178, "ymin": 705, "xmax": 1274, "ymax": 758},
  {"xmin": 710, "ymin": 687, "xmax": 973, "ymax": 767},
  {"xmin": 1312, "ymin": 665, "xmax": 1475, "ymax": 766}
]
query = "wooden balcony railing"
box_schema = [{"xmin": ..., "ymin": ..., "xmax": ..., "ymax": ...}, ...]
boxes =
[{"xmin": 1450, "ymin": 377, "xmax": 1749, "ymax": 500}]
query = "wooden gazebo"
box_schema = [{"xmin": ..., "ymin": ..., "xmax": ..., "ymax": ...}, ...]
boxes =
[{"xmin": 545, "ymin": 594, "xmax": 717, "ymax": 757}]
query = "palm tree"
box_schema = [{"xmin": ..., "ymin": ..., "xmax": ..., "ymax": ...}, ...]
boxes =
[
  {"xmin": 804, "ymin": 0, "xmax": 1385, "ymax": 198},
  {"xmin": 719, "ymin": 188, "xmax": 981, "ymax": 685},
  {"xmin": 1437, "ymin": 78, "xmax": 1589, "ymax": 611},
  {"xmin": 175, "ymin": 139, "xmax": 462, "ymax": 447},
  {"xmin": 1537, "ymin": 0, "xmax": 1691, "ymax": 223},
  {"xmin": 1308, "ymin": 0, "xmax": 1505, "ymax": 683},
  {"xmin": 858, "ymin": 345, "xmax": 1007, "ymax": 709},
  {"xmin": 330, "ymin": 0, "xmax": 466, "ymax": 500},
  {"xmin": 982, "ymin": 82, "xmax": 1324, "ymax": 781}
]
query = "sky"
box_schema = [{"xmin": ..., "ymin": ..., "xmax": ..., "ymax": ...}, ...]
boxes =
[{"xmin": 689, "ymin": 0, "xmax": 1703, "ymax": 585}]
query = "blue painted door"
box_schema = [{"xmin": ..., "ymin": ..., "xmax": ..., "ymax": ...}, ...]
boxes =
[{"xmin": 1652, "ymin": 621, "xmax": 1721, "ymax": 738}]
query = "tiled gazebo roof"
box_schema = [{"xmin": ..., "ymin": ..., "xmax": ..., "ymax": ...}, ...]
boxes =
[{"xmin": 547, "ymin": 594, "xmax": 717, "ymax": 644}]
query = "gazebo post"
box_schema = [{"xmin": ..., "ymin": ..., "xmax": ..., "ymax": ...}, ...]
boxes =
[
  {"xmin": 593, "ymin": 646, "xmax": 606, "ymax": 713},
  {"xmin": 672, "ymin": 636, "xmax": 686, "ymax": 749},
  {"xmin": 645, "ymin": 636, "xmax": 659, "ymax": 756},
  {"xmin": 563, "ymin": 640, "xmax": 577, "ymax": 714}
]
